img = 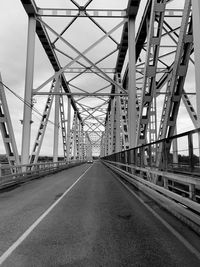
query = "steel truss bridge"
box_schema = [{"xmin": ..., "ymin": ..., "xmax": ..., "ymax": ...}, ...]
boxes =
[{"xmin": 0, "ymin": 0, "xmax": 200, "ymax": 265}]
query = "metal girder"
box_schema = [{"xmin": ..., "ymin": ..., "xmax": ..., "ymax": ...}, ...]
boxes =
[
  {"xmin": 30, "ymin": 79, "xmax": 56, "ymax": 164},
  {"xmin": 182, "ymin": 90, "xmax": 198, "ymax": 128},
  {"xmin": 116, "ymin": 74, "xmax": 129, "ymax": 151},
  {"xmin": 0, "ymin": 75, "xmax": 20, "ymax": 167},
  {"xmin": 110, "ymin": 98, "xmax": 116, "ymax": 154},
  {"xmin": 84, "ymin": 123, "xmax": 102, "ymax": 137},
  {"xmin": 55, "ymin": 45, "xmax": 119, "ymax": 84},
  {"xmin": 69, "ymin": 112, "xmax": 77, "ymax": 160},
  {"xmin": 156, "ymin": 0, "xmax": 193, "ymax": 167},
  {"xmin": 79, "ymin": 125, "xmax": 85, "ymax": 160},
  {"xmin": 36, "ymin": 17, "xmax": 127, "ymax": 94},
  {"xmin": 38, "ymin": 8, "xmax": 127, "ymax": 18},
  {"xmin": 19, "ymin": 0, "xmax": 144, "ymax": 159},
  {"xmin": 107, "ymin": 0, "xmax": 149, "ymax": 119},
  {"xmin": 64, "ymin": 68, "xmax": 115, "ymax": 74},
  {"xmin": 59, "ymin": 92, "xmax": 68, "ymax": 160},
  {"xmin": 136, "ymin": 0, "xmax": 167, "ymax": 146},
  {"xmin": 53, "ymin": 78, "xmax": 60, "ymax": 162},
  {"xmin": 66, "ymin": 97, "xmax": 71, "ymax": 162},
  {"xmin": 20, "ymin": 0, "xmax": 38, "ymax": 15},
  {"xmin": 20, "ymin": 0, "xmax": 82, "ymax": 124},
  {"xmin": 34, "ymin": 92, "xmax": 127, "ymax": 97}
]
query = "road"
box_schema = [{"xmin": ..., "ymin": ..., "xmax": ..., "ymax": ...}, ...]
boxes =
[{"xmin": 0, "ymin": 161, "xmax": 200, "ymax": 266}]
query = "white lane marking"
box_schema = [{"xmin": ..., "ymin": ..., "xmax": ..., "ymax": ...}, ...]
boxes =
[
  {"xmin": 0, "ymin": 165, "xmax": 93, "ymax": 265},
  {"xmin": 114, "ymin": 174, "xmax": 200, "ymax": 261}
]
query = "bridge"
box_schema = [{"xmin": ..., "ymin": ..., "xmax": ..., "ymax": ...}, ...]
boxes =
[{"xmin": 0, "ymin": 0, "xmax": 200, "ymax": 265}]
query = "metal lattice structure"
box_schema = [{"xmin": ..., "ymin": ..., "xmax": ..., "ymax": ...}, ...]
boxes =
[{"xmin": 1, "ymin": 0, "xmax": 200, "ymax": 171}]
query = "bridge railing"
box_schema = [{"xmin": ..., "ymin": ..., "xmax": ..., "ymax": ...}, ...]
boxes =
[
  {"xmin": 0, "ymin": 160, "xmax": 85, "ymax": 189},
  {"xmin": 103, "ymin": 128, "xmax": 200, "ymax": 175},
  {"xmin": 102, "ymin": 128, "xmax": 200, "ymax": 234}
]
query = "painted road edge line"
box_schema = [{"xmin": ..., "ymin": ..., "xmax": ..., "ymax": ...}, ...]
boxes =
[
  {"xmin": 114, "ymin": 174, "xmax": 200, "ymax": 261},
  {"xmin": 0, "ymin": 164, "xmax": 93, "ymax": 265}
]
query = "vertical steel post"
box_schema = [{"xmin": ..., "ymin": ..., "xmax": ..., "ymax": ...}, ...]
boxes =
[
  {"xmin": 192, "ymin": 0, "xmax": 200, "ymax": 127},
  {"xmin": 110, "ymin": 98, "xmax": 115, "ymax": 154},
  {"xmin": 21, "ymin": 16, "xmax": 36, "ymax": 165},
  {"xmin": 105, "ymin": 121, "xmax": 108, "ymax": 156},
  {"xmin": 53, "ymin": 77, "xmax": 60, "ymax": 162},
  {"xmin": 73, "ymin": 112, "xmax": 77, "ymax": 159},
  {"xmin": 78, "ymin": 120, "xmax": 81, "ymax": 160},
  {"xmin": 115, "ymin": 77, "xmax": 121, "ymax": 153},
  {"xmin": 192, "ymin": 0, "xmax": 200, "ymax": 165},
  {"xmin": 66, "ymin": 97, "xmax": 71, "ymax": 162},
  {"xmin": 128, "ymin": 16, "xmax": 137, "ymax": 148},
  {"xmin": 107, "ymin": 113, "xmax": 112, "ymax": 155}
]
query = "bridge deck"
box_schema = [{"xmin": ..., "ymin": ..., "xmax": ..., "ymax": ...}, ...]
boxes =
[{"xmin": 0, "ymin": 162, "xmax": 200, "ymax": 266}]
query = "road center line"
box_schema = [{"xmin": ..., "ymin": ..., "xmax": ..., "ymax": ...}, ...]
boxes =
[{"xmin": 0, "ymin": 165, "xmax": 93, "ymax": 265}]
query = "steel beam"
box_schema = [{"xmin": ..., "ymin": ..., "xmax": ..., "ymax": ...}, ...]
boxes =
[
  {"xmin": 66, "ymin": 97, "xmax": 71, "ymax": 162},
  {"xmin": 128, "ymin": 16, "xmax": 137, "ymax": 148},
  {"xmin": 38, "ymin": 8, "xmax": 127, "ymax": 18},
  {"xmin": 0, "ymin": 74, "xmax": 20, "ymax": 166},
  {"xmin": 30, "ymin": 79, "xmax": 56, "ymax": 164},
  {"xmin": 33, "ymin": 92, "xmax": 127, "ymax": 97},
  {"xmin": 136, "ymin": 0, "xmax": 167, "ymax": 146},
  {"xmin": 21, "ymin": 16, "xmax": 36, "ymax": 166},
  {"xmin": 115, "ymin": 83, "xmax": 121, "ymax": 153},
  {"xmin": 53, "ymin": 78, "xmax": 60, "ymax": 162},
  {"xmin": 192, "ymin": 0, "xmax": 200, "ymax": 127}
]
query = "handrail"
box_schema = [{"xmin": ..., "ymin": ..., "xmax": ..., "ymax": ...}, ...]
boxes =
[
  {"xmin": 102, "ymin": 160, "xmax": 200, "ymax": 234},
  {"xmin": 0, "ymin": 160, "xmax": 86, "ymax": 188},
  {"xmin": 102, "ymin": 127, "xmax": 200, "ymax": 175}
]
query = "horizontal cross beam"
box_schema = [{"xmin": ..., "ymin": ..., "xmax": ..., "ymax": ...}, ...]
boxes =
[
  {"xmin": 33, "ymin": 92, "xmax": 128, "ymax": 96},
  {"xmin": 38, "ymin": 8, "xmax": 127, "ymax": 18}
]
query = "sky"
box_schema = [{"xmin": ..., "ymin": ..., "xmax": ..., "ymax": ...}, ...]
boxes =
[{"xmin": 0, "ymin": 0, "xmax": 197, "ymax": 158}]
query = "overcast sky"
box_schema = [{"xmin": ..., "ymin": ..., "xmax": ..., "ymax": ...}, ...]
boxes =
[{"xmin": 0, "ymin": 0, "xmax": 196, "ymax": 157}]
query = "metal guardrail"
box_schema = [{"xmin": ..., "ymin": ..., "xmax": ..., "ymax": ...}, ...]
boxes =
[
  {"xmin": 101, "ymin": 128, "xmax": 200, "ymax": 234},
  {"xmin": 0, "ymin": 160, "xmax": 85, "ymax": 189},
  {"xmin": 103, "ymin": 160, "xmax": 200, "ymax": 234},
  {"xmin": 103, "ymin": 127, "xmax": 200, "ymax": 175}
]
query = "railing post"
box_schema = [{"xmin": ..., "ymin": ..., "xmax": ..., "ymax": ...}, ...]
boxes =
[
  {"xmin": 189, "ymin": 184, "xmax": 195, "ymax": 201},
  {"xmin": 162, "ymin": 140, "xmax": 168, "ymax": 171},
  {"xmin": 163, "ymin": 177, "xmax": 169, "ymax": 189},
  {"xmin": 149, "ymin": 144, "xmax": 152, "ymax": 167}
]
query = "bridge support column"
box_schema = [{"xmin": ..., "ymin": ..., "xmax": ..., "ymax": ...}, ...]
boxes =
[
  {"xmin": 104, "ymin": 121, "xmax": 108, "ymax": 156},
  {"xmin": 21, "ymin": 16, "xmax": 36, "ymax": 166},
  {"xmin": 110, "ymin": 99, "xmax": 115, "ymax": 154},
  {"xmin": 78, "ymin": 120, "xmax": 81, "ymax": 160},
  {"xmin": 192, "ymin": 0, "xmax": 200, "ymax": 126},
  {"xmin": 53, "ymin": 77, "xmax": 60, "ymax": 162},
  {"xmin": 192, "ymin": 0, "xmax": 200, "ymax": 163},
  {"xmin": 128, "ymin": 16, "xmax": 137, "ymax": 148},
  {"xmin": 66, "ymin": 97, "xmax": 71, "ymax": 162},
  {"xmin": 115, "ymin": 80, "xmax": 121, "ymax": 153},
  {"xmin": 73, "ymin": 112, "xmax": 77, "ymax": 159},
  {"xmin": 107, "ymin": 113, "xmax": 112, "ymax": 155}
]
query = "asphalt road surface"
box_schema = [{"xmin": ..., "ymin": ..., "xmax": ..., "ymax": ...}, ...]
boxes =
[{"xmin": 0, "ymin": 161, "xmax": 200, "ymax": 266}]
